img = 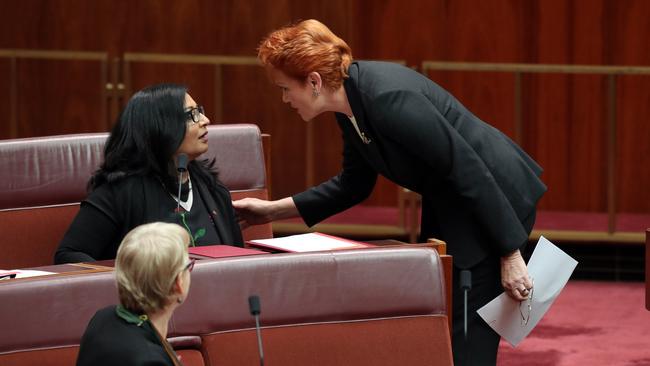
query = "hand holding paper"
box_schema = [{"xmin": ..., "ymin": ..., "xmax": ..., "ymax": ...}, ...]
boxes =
[{"xmin": 477, "ymin": 236, "xmax": 578, "ymax": 346}]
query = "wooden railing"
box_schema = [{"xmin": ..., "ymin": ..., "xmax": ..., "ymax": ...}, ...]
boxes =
[
  {"xmin": 0, "ymin": 49, "xmax": 109, "ymax": 135},
  {"xmin": 421, "ymin": 61, "xmax": 650, "ymax": 239}
]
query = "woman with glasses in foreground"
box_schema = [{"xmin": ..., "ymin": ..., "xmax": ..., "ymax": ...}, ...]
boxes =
[
  {"xmin": 76, "ymin": 222, "xmax": 194, "ymax": 366},
  {"xmin": 55, "ymin": 83, "xmax": 243, "ymax": 264}
]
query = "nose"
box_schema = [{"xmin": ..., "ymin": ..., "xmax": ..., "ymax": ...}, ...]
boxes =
[{"xmin": 199, "ymin": 113, "xmax": 210, "ymax": 125}]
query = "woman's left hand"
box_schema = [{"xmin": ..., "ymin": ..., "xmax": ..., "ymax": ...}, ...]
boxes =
[{"xmin": 500, "ymin": 249, "xmax": 533, "ymax": 301}]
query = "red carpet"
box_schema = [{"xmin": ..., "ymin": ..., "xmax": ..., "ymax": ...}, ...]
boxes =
[{"xmin": 497, "ymin": 281, "xmax": 650, "ymax": 366}]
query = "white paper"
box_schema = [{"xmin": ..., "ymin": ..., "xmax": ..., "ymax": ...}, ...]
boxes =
[
  {"xmin": 0, "ymin": 269, "xmax": 55, "ymax": 279},
  {"xmin": 248, "ymin": 233, "xmax": 367, "ymax": 252},
  {"xmin": 15, "ymin": 270, "xmax": 55, "ymax": 278},
  {"xmin": 477, "ymin": 236, "xmax": 578, "ymax": 346}
]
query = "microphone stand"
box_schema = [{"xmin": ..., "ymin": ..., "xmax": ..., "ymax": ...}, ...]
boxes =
[
  {"xmin": 175, "ymin": 154, "xmax": 188, "ymax": 213},
  {"xmin": 248, "ymin": 295, "xmax": 265, "ymax": 366},
  {"xmin": 460, "ymin": 270, "xmax": 472, "ymax": 340}
]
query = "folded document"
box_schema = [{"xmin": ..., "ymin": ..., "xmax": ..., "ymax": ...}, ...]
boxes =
[{"xmin": 477, "ymin": 236, "xmax": 578, "ymax": 346}]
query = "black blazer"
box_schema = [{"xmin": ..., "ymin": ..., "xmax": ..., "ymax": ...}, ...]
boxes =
[
  {"xmin": 293, "ymin": 61, "xmax": 546, "ymax": 268},
  {"xmin": 55, "ymin": 165, "xmax": 244, "ymax": 264},
  {"xmin": 77, "ymin": 306, "xmax": 176, "ymax": 366}
]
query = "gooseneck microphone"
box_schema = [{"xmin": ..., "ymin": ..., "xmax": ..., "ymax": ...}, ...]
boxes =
[
  {"xmin": 175, "ymin": 154, "xmax": 189, "ymax": 213},
  {"xmin": 459, "ymin": 270, "xmax": 472, "ymax": 340},
  {"xmin": 248, "ymin": 295, "xmax": 265, "ymax": 366}
]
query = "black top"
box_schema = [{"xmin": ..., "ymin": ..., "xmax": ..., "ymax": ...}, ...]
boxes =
[
  {"xmin": 55, "ymin": 165, "xmax": 243, "ymax": 264},
  {"xmin": 293, "ymin": 61, "xmax": 547, "ymax": 268},
  {"xmin": 76, "ymin": 306, "xmax": 176, "ymax": 366}
]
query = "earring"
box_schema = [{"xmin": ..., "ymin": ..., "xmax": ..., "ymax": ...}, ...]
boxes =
[
  {"xmin": 312, "ymin": 88, "xmax": 320, "ymax": 97},
  {"xmin": 177, "ymin": 296, "xmax": 183, "ymax": 304}
]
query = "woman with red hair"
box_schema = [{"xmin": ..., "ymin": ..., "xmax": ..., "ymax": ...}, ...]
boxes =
[{"xmin": 235, "ymin": 19, "xmax": 546, "ymax": 366}]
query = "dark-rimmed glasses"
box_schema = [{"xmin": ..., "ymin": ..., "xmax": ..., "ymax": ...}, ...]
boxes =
[
  {"xmin": 184, "ymin": 105, "xmax": 205, "ymax": 123},
  {"xmin": 184, "ymin": 258, "xmax": 196, "ymax": 273}
]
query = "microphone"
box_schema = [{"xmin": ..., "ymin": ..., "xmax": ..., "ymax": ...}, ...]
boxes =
[
  {"xmin": 459, "ymin": 270, "xmax": 472, "ymax": 340},
  {"xmin": 248, "ymin": 295, "xmax": 265, "ymax": 366},
  {"xmin": 175, "ymin": 154, "xmax": 188, "ymax": 213}
]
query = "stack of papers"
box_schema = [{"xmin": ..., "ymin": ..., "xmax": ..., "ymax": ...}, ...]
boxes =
[{"xmin": 246, "ymin": 232, "xmax": 372, "ymax": 253}]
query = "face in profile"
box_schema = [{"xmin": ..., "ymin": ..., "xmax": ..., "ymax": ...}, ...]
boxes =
[
  {"xmin": 270, "ymin": 68, "xmax": 321, "ymax": 121},
  {"xmin": 175, "ymin": 93, "xmax": 210, "ymax": 160}
]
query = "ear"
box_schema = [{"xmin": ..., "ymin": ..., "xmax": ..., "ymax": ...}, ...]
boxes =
[
  {"xmin": 307, "ymin": 72, "xmax": 322, "ymax": 90},
  {"xmin": 172, "ymin": 274, "xmax": 185, "ymax": 297}
]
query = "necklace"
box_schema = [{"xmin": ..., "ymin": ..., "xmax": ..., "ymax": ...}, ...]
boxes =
[
  {"xmin": 347, "ymin": 115, "xmax": 372, "ymax": 144},
  {"xmin": 169, "ymin": 175, "xmax": 194, "ymax": 212}
]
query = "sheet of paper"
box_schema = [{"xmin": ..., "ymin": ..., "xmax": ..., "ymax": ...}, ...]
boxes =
[
  {"xmin": 477, "ymin": 236, "xmax": 578, "ymax": 346},
  {"xmin": 0, "ymin": 269, "xmax": 56, "ymax": 279},
  {"xmin": 247, "ymin": 233, "xmax": 369, "ymax": 252}
]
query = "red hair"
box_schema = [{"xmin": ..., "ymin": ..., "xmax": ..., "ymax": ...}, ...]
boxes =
[{"xmin": 258, "ymin": 19, "xmax": 353, "ymax": 90}]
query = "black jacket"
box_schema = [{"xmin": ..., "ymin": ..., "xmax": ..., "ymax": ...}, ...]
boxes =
[
  {"xmin": 55, "ymin": 166, "xmax": 243, "ymax": 264},
  {"xmin": 77, "ymin": 306, "xmax": 176, "ymax": 366},
  {"xmin": 293, "ymin": 61, "xmax": 546, "ymax": 268}
]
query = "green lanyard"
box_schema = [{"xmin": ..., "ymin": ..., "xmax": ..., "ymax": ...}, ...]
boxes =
[
  {"xmin": 114, "ymin": 305, "xmax": 183, "ymax": 366},
  {"xmin": 115, "ymin": 304, "xmax": 149, "ymax": 326}
]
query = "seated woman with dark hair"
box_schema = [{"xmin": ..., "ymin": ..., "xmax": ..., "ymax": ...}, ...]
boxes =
[
  {"xmin": 55, "ymin": 83, "xmax": 243, "ymax": 264},
  {"xmin": 76, "ymin": 222, "xmax": 193, "ymax": 366}
]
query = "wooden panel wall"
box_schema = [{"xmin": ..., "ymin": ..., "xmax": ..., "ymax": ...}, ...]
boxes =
[
  {"xmin": 0, "ymin": 0, "xmax": 648, "ymax": 215},
  {"xmin": 0, "ymin": 59, "xmax": 11, "ymax": 137}
]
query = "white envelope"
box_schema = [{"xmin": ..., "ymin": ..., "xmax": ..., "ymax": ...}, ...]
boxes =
[{"xmin": 477, "ymin": 236, "xmax": 578, "ymax": 346}]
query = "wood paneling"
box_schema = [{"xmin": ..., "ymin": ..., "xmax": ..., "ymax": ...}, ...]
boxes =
[
  {"xmin": 125, "ymin": 62, "xmax": 217, "ymax": 117},
  {"xmin": 221, "ymin": 65, "xmax": 309, "ymax": 200},
  {"xmin": 14, "ymin": 58, "xmax": 107, "ymax": 137},
  {"xmin": 0, "ymin": 0, "xmax": 648, "ymax": 215},
  {"xmin": 523, "ymin": 74, "xmax": 609, "ymax": 212},
  {"xmin": 0, "ymin": 59, "xmax": 12, "ymax": 138},
  {"xmin": 616, "ymin": 75, "xmax": 650, "ymax": 214}
]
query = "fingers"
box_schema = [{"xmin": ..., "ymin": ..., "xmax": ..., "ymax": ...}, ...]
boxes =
[
  {"xmin": 502, "ymin": 273, "xmax": 533, "ymax": 301},
  {"xmin": 506, "ymin": 286, "xmax": 531, "ymax": 301},
  {"xmin": 510, "ymin": 281, "xmax": 533, "ymax": 301}
]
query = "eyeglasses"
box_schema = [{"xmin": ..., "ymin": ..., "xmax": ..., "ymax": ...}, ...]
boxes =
[
  {"xmin": 184, "ymin": 258, "xmax": 196, "ymax": 273},
  {"xmin": 184, "ymin": 105, "xmax": 205, "ymax": 124},
  {"xmin": 519, "ymin": 285, "xmax": 534, "ymax": 326}
]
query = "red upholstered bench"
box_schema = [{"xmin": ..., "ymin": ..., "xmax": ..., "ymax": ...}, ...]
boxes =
[
  {"xmin": 0, "ymin": 124, "xmax": 271, "ymax": 269},
  {"xmin": 0, "ymin": 246, "xmax": 452, "ymax": 366}
]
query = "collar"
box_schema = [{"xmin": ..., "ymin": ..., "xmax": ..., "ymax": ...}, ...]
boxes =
[{"xmin": 116, "ymin": 304, "xmax": 149, "ymax": 327}]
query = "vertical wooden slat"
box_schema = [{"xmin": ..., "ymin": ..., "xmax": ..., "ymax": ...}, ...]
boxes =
[
  {"xmin": 514, "ymin": 71, "xmax": 523, "ymax": 145},
  {"xmin": 100, "ymin": 58, "xmax": 109, "ymax": 131},
  {"xmin": 262, "ymin": 133, "xmax": 272, "ymax": 199},
  {"xmin": 607, "ymin": 74, "xmax": 617, "ymax": 234},
  {"xmin": 9, "ymin": 56, "xmax": 17, "ymax": 138},
  {"xmin": 123, "ymin": 59, "xmax": 132, "ymax": 106},
  {"xmin": 305, "ymin": 120, "xmax": 315, "ymax": 188},
  {"xmin": 214, "ymin": 64, "xmax": 223, "ymax": 122}
]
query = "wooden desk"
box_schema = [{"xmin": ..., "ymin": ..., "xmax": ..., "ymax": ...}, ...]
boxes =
[{"xmin": 1, "ymin": 262, "xmax": 114, "ymax": 284}]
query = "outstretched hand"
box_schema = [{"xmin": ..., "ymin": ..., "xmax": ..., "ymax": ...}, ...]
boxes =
[
  {"xmin": 500, "ymin": 249, "xmax": 533, "ymax": 301},
  {"xmin": 232, "ymin": 197, "xmax": 299, "ymax": 230},
  {"xmin": 232, "ymin": 198, "xmax": 274, "ymax": 230}
]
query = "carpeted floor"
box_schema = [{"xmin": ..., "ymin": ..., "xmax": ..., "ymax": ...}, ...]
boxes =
[{"xmin": 497, "ymin": 280, "xmax": 650, "ymax": 366}]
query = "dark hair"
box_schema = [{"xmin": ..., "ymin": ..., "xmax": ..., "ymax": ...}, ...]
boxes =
[{"xmin": 90, "ymin": 83, "xmax": 217, "ymax": 190}]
